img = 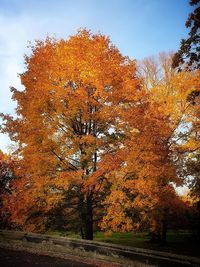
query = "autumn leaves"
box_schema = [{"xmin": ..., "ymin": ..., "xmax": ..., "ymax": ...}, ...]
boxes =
[{"xmin": 1, "ymin": 30, "xmax": 199, "ymax": 240}]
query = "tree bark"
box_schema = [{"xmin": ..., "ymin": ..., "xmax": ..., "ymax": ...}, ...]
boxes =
[
  {"xmin": 80, "ymin": 226, "xmax": 85, "ymax": 239},
  {"xmin": 79, "ymin": 193, "xmax": 94, "ymax": 240},
  {"xmin": 150, "ymin": 219, "xmax": 161, "ymax": 243},
  {"xmin": 84, "ymin": 195, "xmax": 93, "ymax": 240},
  {"xmin": 161, "ymin": 209, "xmax": 168, "ymax": 244},
  {"xmin": 161, "ymin": 218, "xmax": 167, "ymax": 244}
]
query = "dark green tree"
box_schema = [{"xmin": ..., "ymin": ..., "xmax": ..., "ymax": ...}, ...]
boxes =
[{"xmin": 172, "ymin": 0, "xmax": 200, "ymax": 71}]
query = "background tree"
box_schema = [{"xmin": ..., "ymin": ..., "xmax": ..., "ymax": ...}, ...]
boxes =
[
  {"xmin": 0, "ymin": 150, "xmax": 15, "ymax": 229},
  {"xmin": 172, "ymin": 0, "xmax": 200, "ymax": 214},
  {"xmin": 172, "ymin": 0, "xmax": 200, "ymax": 71},
  {"xmin": 0, "ymin": 151, "xmax": 13, "ymax": 194},
  {"xmin": 100, "ymin": 99, "xmax": 182, "ymax": 243},
  {"xmin": 134, "ymin": 53, "xmax": 200, "ymax": 241}
]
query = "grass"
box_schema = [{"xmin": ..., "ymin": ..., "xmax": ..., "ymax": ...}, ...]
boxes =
[{"xmin": 46, "ymin": 230, "xmax": 200, "ymax": 258}]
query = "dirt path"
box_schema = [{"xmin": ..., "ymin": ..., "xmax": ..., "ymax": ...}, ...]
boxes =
[{"xmin": 0, "ymin": 248, "xmax": 96, "ymax": 267}]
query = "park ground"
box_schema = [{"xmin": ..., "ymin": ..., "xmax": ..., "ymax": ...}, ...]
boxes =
[
  {"xmin": 0, "ymin": 248, "xmax": 95, "ymax": 267},
  {"xmin": 0, "ymin": 230, "xmax": 199, "ymax": 267},
  {"xmin": 46, "ymin": 230, "xmax": 200, "ymax": 258}
]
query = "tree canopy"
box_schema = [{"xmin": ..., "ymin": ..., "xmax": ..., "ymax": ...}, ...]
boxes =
[{"xmin": 1, "ymin": 30, "xmax": 200, "ymax": 241}]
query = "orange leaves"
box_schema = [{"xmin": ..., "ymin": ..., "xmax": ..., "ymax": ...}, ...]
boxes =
[
  {"xmin": 2, "ymin": 31, "xmax": 197, "ymax": 236},
  {"xmin": 2, "ymin": 29, "xmax": 143, "ymax": 232},
  {"xmin": 100, "ymin": 190, "xmax": 133, "ymax": 232}
]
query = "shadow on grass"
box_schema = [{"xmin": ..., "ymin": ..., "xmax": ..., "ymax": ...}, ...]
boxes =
[{"xmin": 46, "ymin": 230, "xmax": 200, "ymax": 257}]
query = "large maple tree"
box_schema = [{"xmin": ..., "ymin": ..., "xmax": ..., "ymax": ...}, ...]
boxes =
[
  {"xmin": 1, "ymin": 30, "xmax": 144, "ymax": 239},
  {"xmin": 2, "ymin": 31, "xmax": 198, "ymax": 241}
]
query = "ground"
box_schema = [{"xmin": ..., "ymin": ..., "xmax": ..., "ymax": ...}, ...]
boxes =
[
  {"xmin": 46, "ymin": 230, "xmax": 200, "ymax": 257},
  {"xmin": 0, "ymin": 248, "xmax": 95, "ymax": 267},
  {"xmin": 0, "ymin": 232, "xmax": 199, "ymax": 267}
]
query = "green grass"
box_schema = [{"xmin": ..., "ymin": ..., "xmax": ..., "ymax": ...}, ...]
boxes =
[
  {"xmin": 94, "ymin": 232, "xmax": 149, "ymax": 247},
  {"xmin": 95, "ymin": 231, "xmax": 200, "ymax": 257},
  {"xmin": 46, "ymin": 230, "xmax": 200, "ymax": 257}
]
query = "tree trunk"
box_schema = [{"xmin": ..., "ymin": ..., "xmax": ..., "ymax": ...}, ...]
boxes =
[
  {"xmin": 80, "ymin": 226, "xmax": 85, "ymax": 239},
  {"xmin": 150, "ymin": 219, "xmax": 161, "ymax": 243},
  {"xmin": 79, "ymin": 194, "xmax": 94, "ymax": 240},
  {"xmin": 150, "ymin": 231, "xmax": 161, "ymax": 243},
  {"xmin": 84, "ymin": 195, "xmax": 93, "ymax": 240},
  {"xmin": 161, "ymin": 209, "xmax": 168, "ymax": 244},
  {"xmin": 161, "ymin": 218, "xmax": 167, "ymax": 244},
  {"xmin": 85, "ymin": 216, "xmax": 93, "ymax": 240}
]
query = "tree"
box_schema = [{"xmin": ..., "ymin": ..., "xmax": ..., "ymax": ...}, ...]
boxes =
[
  {"xmin": 138, "ymin": 53, "xmax": 200, "ymax": 169},
  {"xmin": 183, "ymin": 82, "xmax": 200, "ymax": 237},
  {"xmin": 172, "ymin": 0, "xmax": 200, "ymax": 71},
  {"xmin": 0, "ymin": 150, "xmax": 15, "ymax": 229},
  {"xmin": 134, "ymin": 53, "xmax": 200, "ymax": 242},
  {"xmin": 99, "ymin": 99, "xmax": 182, "ymax": 243},
  {"xmin": 0, "ymin": 151, "xmax": 13, "ymax": 194},
  {"xmin": 1, "ymin": 30, "xmax": 143, "ymax": 239},
  {"xmin": 2, "ymin": 32, "xmax": 198, "ymax": 242}
]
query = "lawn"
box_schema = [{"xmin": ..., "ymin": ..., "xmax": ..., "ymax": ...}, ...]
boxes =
[{"xmin": 46, "ymin": 230, "xmax": 200, "ymax": 257}]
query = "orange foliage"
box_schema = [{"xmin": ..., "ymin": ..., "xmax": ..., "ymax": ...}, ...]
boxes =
[
  {"xmin": 1, "ymin": 32, "xmax": 199, "ymax": 238},
  {"xmin": 1, "ymin": 30, "xmax": 142, "ymax": 236}
]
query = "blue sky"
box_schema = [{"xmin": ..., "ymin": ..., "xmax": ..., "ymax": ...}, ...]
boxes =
[{"xmin": 0, "ymin": 0, "xmax": 192, "ymax": 152}]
